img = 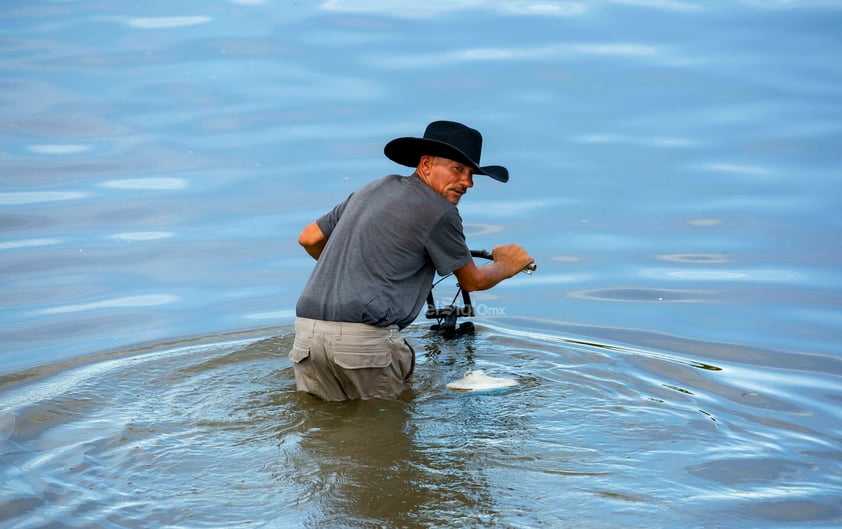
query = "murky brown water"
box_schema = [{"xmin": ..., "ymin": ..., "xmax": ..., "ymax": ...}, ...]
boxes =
[{"xmin": 2, "ymin": 321, "xmax": 839, "ymax": 528}]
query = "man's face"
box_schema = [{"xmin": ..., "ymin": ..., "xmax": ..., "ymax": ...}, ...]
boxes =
[{"xmin": 422, "ymin": 156, "xmax": 475, "ymax": 205}]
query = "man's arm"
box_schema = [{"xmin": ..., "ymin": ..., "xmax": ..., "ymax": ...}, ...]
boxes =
[
  {"xmin": 299, "ymin": 221, "xmax": 327, "ymax": 260},
  {"xmin": 453, "ymin": 243, "xmax": 533, "ymax": 292}
]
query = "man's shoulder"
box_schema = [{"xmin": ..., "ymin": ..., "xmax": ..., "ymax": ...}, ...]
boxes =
[
  {"xmin": 358, "ymin": 173, "xmax": 453, "ymax": 214},
  {"xmin": 356, "ymin": 173, "xmax": 403, "ymax": 193},
  {"xmin": 362, "ymin": 173, "xmax": 423, "ymax": 198}
]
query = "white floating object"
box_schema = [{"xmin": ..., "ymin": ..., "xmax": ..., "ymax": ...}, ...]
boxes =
[{"xmin": 446, "ymin": 369, "xmax": 518, "ymax": 391}]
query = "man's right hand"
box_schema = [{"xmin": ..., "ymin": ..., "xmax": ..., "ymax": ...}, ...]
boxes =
[
  {"xmin": 454, "ymin": 243, "xmax": 533, "ymax": 292},
  {"xmin": 492, "ymin": 243, "xmax": 534, "ymax": 278}
]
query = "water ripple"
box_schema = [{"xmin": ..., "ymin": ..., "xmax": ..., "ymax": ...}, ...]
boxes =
[
  {"xmin": 35, "ymin": 294, "xmax": 179, "ymax": 315},
  {"xmin": 0, "ymin": 323, "xmax": 838, "ymax": 528}
]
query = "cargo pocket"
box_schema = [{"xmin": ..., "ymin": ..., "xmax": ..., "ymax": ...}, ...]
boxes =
[
  {"xmin": 288, "ymin": 339, "xmax": 311, "ymax": 364},
  {"xmin": 332, "ymin": 335, "xmax": 392, "ymax": 370}
]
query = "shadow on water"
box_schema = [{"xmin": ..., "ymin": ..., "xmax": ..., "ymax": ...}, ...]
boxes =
[{"xmin": 1, "ymin": 322, "xmax": 840, "ymax": 528}]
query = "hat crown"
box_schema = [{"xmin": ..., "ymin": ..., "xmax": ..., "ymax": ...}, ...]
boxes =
[{"xmin": 424, "ymin": 121, "xmax": 483, "ymax": 164}]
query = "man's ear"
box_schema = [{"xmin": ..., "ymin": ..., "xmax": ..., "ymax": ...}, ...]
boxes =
[{"xmin": 417, "ymin": 155, "xmax": 434, "ymax": 177}]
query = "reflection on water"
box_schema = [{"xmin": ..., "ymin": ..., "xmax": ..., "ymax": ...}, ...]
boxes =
[
  {"xmin": 122, "ymin": 16, "xmax": 212, "ymax": 29},
  {"xmin": 100, "ymin": 178, "xmax": 188, "ymax": 190},
  {"xmin": 27, "ymin": 144, "xmax": 93, "ymax": 155},
  {"xmin": 1, "ymin": 0, "xmax": 841, "ymax": 527},
  {"xmin": 570, "ymin": 287, "xmax": 714, "ymax": 303},
  {"xmin": 641, "ymin": 267, "xmax": 803, "ymax": 282},
  {"xmin": 109, "ymin": 231, "xmax": 175, "ymax": 241},
  {"xmin": 35, "ymin": 294, "xmax": 179, "ymax": 315},
  {"xmin": 0, "ymin": 191, "xmax": 88, "ymax": 206},
  {"xmin": 0, "ymin": 238, "xmax": 62, "ymax": 251},
  {"xmin": 687, "ymin": 218, "xmax": 723, "ymax": 226},
  {"xmin": 657, "ymin": 253, "xmax": 732, "ymax": 264}
]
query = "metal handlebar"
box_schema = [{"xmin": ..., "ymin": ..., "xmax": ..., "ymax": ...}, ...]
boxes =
[{"xmin": 470, "ymin": 249, "xmax": 537, "ymax": 275}]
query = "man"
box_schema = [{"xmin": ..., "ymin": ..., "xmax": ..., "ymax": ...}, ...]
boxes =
[{"xmin": 289, "ymin": 120, "xmax": 533, "ymax": 401}]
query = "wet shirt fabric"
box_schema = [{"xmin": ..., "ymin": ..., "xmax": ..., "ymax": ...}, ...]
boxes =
[{"xmin": 295, "ymin": 173, "xmax": 472, "ymax": 329}]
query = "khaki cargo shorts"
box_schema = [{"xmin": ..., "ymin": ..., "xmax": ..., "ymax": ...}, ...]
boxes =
[{"xmin": 288, "ymin": 317, "xmax": 415, "ymax": 401}]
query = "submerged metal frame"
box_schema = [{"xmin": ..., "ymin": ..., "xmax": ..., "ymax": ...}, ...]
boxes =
[
  {"xmin": 425, "ymin": 249, "xmax": 493, "ymax": 337},
  {"xmin": 426, "ymin": 249, "xmax": 537, "ymax": 337}
]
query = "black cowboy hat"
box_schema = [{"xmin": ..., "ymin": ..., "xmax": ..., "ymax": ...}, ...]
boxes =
[{"xmin": 384, "ymin": 120, "xmax": 509, "ymax": 183}]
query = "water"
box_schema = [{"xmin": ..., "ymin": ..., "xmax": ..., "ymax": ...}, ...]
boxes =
[{"xmin": 1, "ymin": 1, "xmax": 841, "ymax": 527}]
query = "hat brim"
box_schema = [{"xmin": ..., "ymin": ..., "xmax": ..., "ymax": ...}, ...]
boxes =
[{"xmin": 384, "ymin": 137, "xmax": 509, "ymax": 183}]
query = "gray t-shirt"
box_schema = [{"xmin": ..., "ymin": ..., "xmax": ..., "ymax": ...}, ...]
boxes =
[{"xmin": 295, "ymin": 173, "xmax": 472, "ymax": 328}]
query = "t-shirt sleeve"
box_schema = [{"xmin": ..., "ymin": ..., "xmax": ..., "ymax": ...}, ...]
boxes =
[
  {"xmin": 315, "ymin": 192, "xmax": 353, "ymax": 239},
  {"xmin": 426, "ymin": 208, "xmax": 472, "ymax": 276}
]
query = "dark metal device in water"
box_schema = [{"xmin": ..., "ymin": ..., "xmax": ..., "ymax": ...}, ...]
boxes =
[{"xmin": 426, "ymin": 249, "xmax": 536, "ymax": 337}]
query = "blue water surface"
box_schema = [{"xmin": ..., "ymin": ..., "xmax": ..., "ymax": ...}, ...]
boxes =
[{"xmin": 1, "ymin": 1, "xmax": 841, "ymax": 528}]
